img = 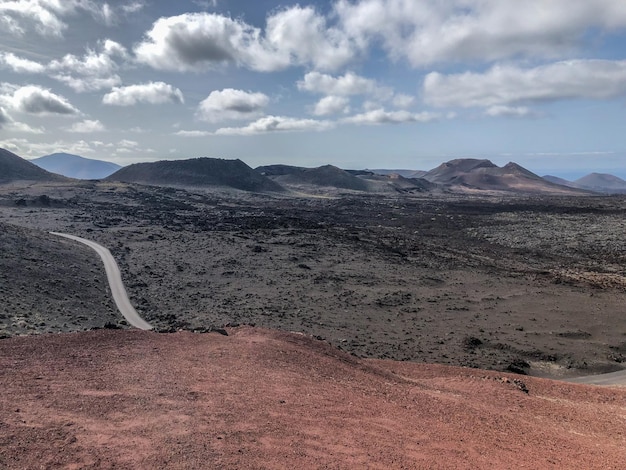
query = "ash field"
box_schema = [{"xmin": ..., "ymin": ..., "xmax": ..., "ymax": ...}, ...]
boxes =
[{"xmin": 2, "ymin": 178, "xmax": 626, "ymax": 379}]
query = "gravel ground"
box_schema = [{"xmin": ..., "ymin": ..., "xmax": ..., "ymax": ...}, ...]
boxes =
[{"xmin": 1, "ymin": 182, "xmax": 626, "ymax": 377}]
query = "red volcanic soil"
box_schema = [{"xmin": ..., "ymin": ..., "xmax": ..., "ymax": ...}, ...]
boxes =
[{"xmin": 1, "ymin": 328, "xmax": 625, "ymax": 469}]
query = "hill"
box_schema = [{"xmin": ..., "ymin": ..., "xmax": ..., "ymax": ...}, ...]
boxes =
[
  {"xmin": 423, "ymin": 158, "xmax": 587, "ymax": 194},
  {"xmin": 0, "ymin": 148, "xmax": 67, "ymax": 183},
  {"xmin": 31, "ymin": 153, "xmax": 121, "ymax": 179},
  {"xmin": 257, "ymin": 164, "xmax": 369, "ymax": 191},
  {"xmin": 575, "ymin": 173, "xmax": 626, "ymax": 194},
  {"xmin": 368, "ymin": 168, "xmax": 428, "ymax": 179},
  {"xmin": 1, "ymin": 327, "xmax": 625, "ymax": 468},
  {"xmin": 106, "ymin": 157, "xmax": 284, "ymax": 192}
]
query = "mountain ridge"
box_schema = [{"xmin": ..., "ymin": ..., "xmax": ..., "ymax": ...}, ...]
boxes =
[{"xmin": 31, "ymin": 153, "xmax": 121, "ymax": 179}]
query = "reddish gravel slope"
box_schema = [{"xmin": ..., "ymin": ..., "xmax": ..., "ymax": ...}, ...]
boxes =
[{"xmin": 1, "ymin": 328, "xmax": 625, "ymax": 469}]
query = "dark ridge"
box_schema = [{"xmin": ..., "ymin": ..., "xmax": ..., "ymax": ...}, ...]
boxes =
[
  {"xmin": 257, "ymin": 164, "xmax": 369, "ymax": 191},
  {"xmin": 106, "ymin": 157, "xmax": 284, "ymax": 193},
  {"xmin": 0, "ymin": 148, "xmax": 68, "ymax": 183}
]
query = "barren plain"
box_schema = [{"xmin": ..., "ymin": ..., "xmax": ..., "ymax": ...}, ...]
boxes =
[{"xmin": 2, "ymin": 181, "xmax": 626, "ymax": 378}]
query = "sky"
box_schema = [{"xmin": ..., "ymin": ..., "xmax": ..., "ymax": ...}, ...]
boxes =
[{"xmin": 1, "ymin": 0, "xmax": 626, "ymax": 178}]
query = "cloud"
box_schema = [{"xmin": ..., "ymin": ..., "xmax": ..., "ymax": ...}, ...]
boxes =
[
  {"xmin": 0, "ymin": 106, "xmax": 8, "ymax": 127},
  {"xmin": 134, "ymin": 13, "xmax": 271, "ymax": 72},
  {"xmin": 264, "ymin": 5, "xmax": 358, "ymax": 71},
  {"xmin": 423, "ymin": 59, "xmax": 626, "ymax": 108},
  {"xmin": 0, "ymin": 84, "xmax": 79, "ymax": 115},
  {"xmin": 67, "ymin": 119, "xmax": 105, "ymax": 133},
  {"xmin": 175, "ymin": 130, "xmax": 212, "ymax": 137},
  {"xmin": 0, "ymin": 1, "xmax": 148, "ymax": 37},
  {"xmin": 298, "ymin": 71, "xmax": 389, "ymax": 97},
  {"xmin": 121, "ymin": 2, "xmax": 145, "ymax": 14},
  {"xmin": 0, "ymin": 52, "xmax": 45, "ymax": 74},
  {"xmin": 215, "ymin": 115, "xmax": 334, "ymax": 135},
  {"xmin": 313, "ymin": 96, "xmax": 350, "ymax": 116},
  {"xmin": 0, "ymin": 1, "xmax": 114, "ymax": 37},
  {"xmin": 485, "ymin": 106, "xmax": 538, "ymax": 118},
  {"xmin": 342, "ymin": 108, "xmax": 439, "ymax": 125},
  {"xmin": 103, "ymin": 82, "xmax": 184, "ymax": 106},
  {"xmin": 0, "ymin": 106, "xmax": 44, "ymax": 133},
  {"xmin": 1, "ymin": 41, "xmax": 127, "ymax": 92},
  {"xmin": 47, "ymin": 40, "xmax": 127, "ymax": 93},
  {"xmin": 335, "ymin": 0, "xmax": 626, "ymax": 67},
  {"xmin": 134, "ymin": 8, "xmax": 358, "ymax": 73},
  {"xmin": 0, "ymin": 138, "xmax": 97, "ymax": 157},
  {"xmin": 392, "ymin": 93, "xmax": 415, "ymax": 109},
  {"xmin": 196, "ymin": 88, "xmax": 269, "ymax": 122}
]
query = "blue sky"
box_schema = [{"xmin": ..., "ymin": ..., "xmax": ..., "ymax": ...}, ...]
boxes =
[{"xmin": 1, "ymin": 0, "xmax": 626, "ymax": 178}]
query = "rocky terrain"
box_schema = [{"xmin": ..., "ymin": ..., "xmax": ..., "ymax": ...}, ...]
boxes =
[
  {"xmin": 1, "ymin": 328, "xmax": 625, "ymax": 469},
  {"xmin": 1, "ymin": 180, "xmax": 625, "ymax": 378}
]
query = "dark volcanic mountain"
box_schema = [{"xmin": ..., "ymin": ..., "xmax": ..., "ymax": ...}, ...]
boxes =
[
  {"xmin": 542, "ymin": 175, "xmax": 576, "ymax": 187},
  {"xmin": 32, "ymin": 153, "xmax": 121, "ymax": 179},
  {"xmin": 574, "ymin": 173, "xmax": 626, "ymax": 194},
  {"xmin": 423, "ymin": 158, "xmax": 587, "ymax": 194},
  {"xmin": 0, "ymin": 148, "xmax": 67, "ymax": 183},
  {"xmin": 106, "ymin": 157, "xmax": 284, "ymax": 192},
  {"xmin": 369, "ymin": 169, "xmax": 428, "ymax": 179},
  {"xmin": 257, "ymin": 164, "xmax": 369, "ymax": 191}
]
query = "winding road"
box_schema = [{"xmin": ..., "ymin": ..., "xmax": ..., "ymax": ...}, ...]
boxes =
[
  {"xmin": 50, "ymin": 232, "xmax": 153, "ymax": 330},
  {"xmin": 566, "ymin": 369, "xmax": 626, "ymax": 386},
  {"xmin": 48, "ymin": 233, "xmax": 626, "ymax": 385}
]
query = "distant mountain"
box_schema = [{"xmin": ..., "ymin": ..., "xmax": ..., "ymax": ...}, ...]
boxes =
[
  {"xmin": 107, "ymin": 157, "xmax": 284, "ymax": 192},
  {"xmin": 574, "ymin": 173, "xmax": 626, "ymax": 194},
  {"xmin": 422, "ymin": 158, "xmax": 587, "ymax": 194},
  {"xmin": 358, "ymin": 173, "xmax": 435, "ymax": 193},
  {"xmin": 31, "ymin": 153, "xmax": 121, "ymax": 179},
  {"xmin": 257, "ymin": 164, "xmax": 369, "ymax": 191},
  {"xmin": 368, "ymin": 169, "xmax": 428, "ymax": 179},
  {"xmin": 0, "ymin": 148, "xmax": 67, "ymax": 183},
  {"xmin": 542, "ymin": 175, "xmax": 576, "ymax": 187}
]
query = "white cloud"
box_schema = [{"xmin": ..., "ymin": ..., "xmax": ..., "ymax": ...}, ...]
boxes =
[
  {"xmin": 197, "ymin": 88, "xmax": 269, "ymax": 122},
  {"xmin": 0, "ymin": 52, "xmax": 45, "ymax": 74},
  {"xmin": 485, "ymin": 106, "xmax": 538, "ymax": 118},
  {"xmin": 392, "ymin": 93, "xmax": 415, "ymax": 109},
  {"xmin": 264, "ymin": 5, "xmax": 357, "ymax": 71},
  {"xmin": 134, "ymin": 9, "xmax": 358, "ymax": 73},
  {"xmin": 134, "ymin": 13, "xmax": 272, "ymax": 72},
  {"xmin": 0, "ymin": 1, "xmax": 148, "ymax": 37},
  {"xmin": 343, "ymin": 108, "xmax": 439, "ymax": 125},
  {"xmin": 48, "ymin": 40, "xmax": 127, "ymax": 92},
  {"xmin": 175, "ymin": 130, "xmax": 212, "ymax": 137},
  {"xmin": 0, "ymin": 138, "xmax": 97, "ymax": 158},
  {"xmin": 122, "ymin": 2, "xmax": 145, "ymax": 14},
  {"xmin": 313, "ymin": 96, "xmax": 350, "ymax": 116},
  {"xmin": 103, "ymin": 82, "xmax": 184, "ymax": 106},
  {"xmin": 424, "ymin": 59, "xmax": 626, "ymax": 108},
  {"xmin": 0, "ymin": 106, "xmax": 9, "ymax": 128},
  {"xmin": 0, "ymin": 84, "xmax": 79, "ymax": 115},
  {"xmin": 0, "ymin": 1, "xmax": 116, "ymax": 37},
  {"xmin": 298, "ymin": 71, "xmax": 389, "ymax": 97},
  {"xmin": 335, "ymin": 0, "xmax": 626, "ymax": 67},
  {"xmin": 0, "ymin": 106, "xmax": 43, "ymax": 133},
  {"xmin": 67, "ymin": 119, "xmax": 105, "ymax": 133},
  {"xmin": 215, "ymin": 115, "xmax": 334, "ymax": 135}
]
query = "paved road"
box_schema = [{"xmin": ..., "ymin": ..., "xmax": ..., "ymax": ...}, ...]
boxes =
[
  {"xmin": 567, "ymin": 369, "xmax": 626, "ymax": 386},
  {"xmin": 50, "ymin": 232, "xmax": 153, "ymax": 330}
]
